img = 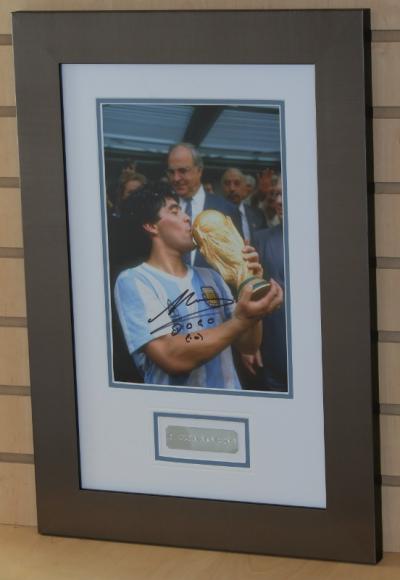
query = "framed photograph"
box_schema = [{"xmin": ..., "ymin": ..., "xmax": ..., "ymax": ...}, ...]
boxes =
[
  {"xmin": 98, "ymin": 98, "xmax": 291, "ymax": 396},
  {"xmin": 12, "ymin": 10, "xmax": 381, "ymax": 563}
]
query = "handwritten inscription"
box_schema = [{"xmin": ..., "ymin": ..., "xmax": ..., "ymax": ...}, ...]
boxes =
[
  {"xmin": 185, "ymin": 332, "xmax": 204, "ymax": 343},
  {"xmin": 171, "ymin": 319, "xmax": 214, "ymax": 336},
  {"xmin": 148, "ymin": 288, "xmax": 233, "ymax": 335}
]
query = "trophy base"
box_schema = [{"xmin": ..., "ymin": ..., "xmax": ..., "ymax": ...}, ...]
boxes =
[{"xmin": 237, "ymin": 276, "xmax": 271, "ymax": 301}]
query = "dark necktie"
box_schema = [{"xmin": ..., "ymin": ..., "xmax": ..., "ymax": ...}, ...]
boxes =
[
  {"xmin": 184, "ymin": 197, "xmax": 193, "ymax": 221},
  {"xmin": 183, "ymin": 198, "xmax": 193, "ymax": 265}
]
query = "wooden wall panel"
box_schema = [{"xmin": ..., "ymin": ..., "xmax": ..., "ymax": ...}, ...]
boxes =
[
  {"xmin": 0, "ymin": 189, "xmax": 23, "ymax": 248},
  {"xmin": 0, "ymin": 258, "xmax": 26, "ymax": 317},
  {"xmin": 379, "ymin": 343, "xmax": 400, "ymax": 405},
  {"xmin": 0, "ymin": 0, "xmax": 400, "ymax": 35},
  {"xmin": 377, "ymin": 269, "xmax": 400, "ymax": 331},
  {"xmin": 372, "ymin": 43, "xmax": 400, "ymax": 108},
  {"xmin": 374, "ymin": 120, "xmax": 400, "ymax": 183},
  {"xmin": 0, "ymin": 327, "xmax": 30, "ymax": 386},
  {"xmin": 383, "ymin": 487, "xmax": 400, "ymax": 553},
  {"xmin": 1, "ymin": 526, "xmax": 400, "ymax": 580},
  {"xmin": 381, "ymin": 415, "xmax": 400, "ymax": 476},
  {"xmin": 0, "ymin": 463, "xmax": 36, "ymax": 526},
  {"xmin": 375, "ymin": 195, "xmax": 400, "ymax": 258},
  {"xmin": 0, "ymin": 46, "xmax": 14, "ymax": 106},
  {"xmin": 0, "ymin": 0, "xmax": 399, "ymax": 559},
  {"xmin": 0, "ymin": 396, "xmax": 33, "ymax": 454},
  {"xmin": 0, "ymin": 117, "xmax": 18, "ymax": 177}
]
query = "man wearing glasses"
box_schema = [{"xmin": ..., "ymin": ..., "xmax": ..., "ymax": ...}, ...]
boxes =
[{"xmin": 167, "ymin": 143, "xmax": 242, "ymax": 267}]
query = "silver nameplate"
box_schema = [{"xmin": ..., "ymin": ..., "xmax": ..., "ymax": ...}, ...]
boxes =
[{"xmin": 166, "ymin": 425, "xmax": 239, "ymax": 454}]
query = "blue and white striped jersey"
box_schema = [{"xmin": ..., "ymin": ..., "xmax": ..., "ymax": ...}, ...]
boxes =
[{"xmin": 114, "ymin": 263, "xmax": 241, "ymax": 390}]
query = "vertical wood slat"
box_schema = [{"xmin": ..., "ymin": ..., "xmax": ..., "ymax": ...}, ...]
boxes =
[
  {"xmin": 372, "ymin": 43, "xmax": 400, "ymax": 108},
  {"xmin": 0, "ymin": 258, "xmax": 26, "ymax": 318},
  {"xmin": 381, "ymin": 415, "xmax": 400, "ymax": 476},
  {"xmin": 374, "ymin": 120, "xmax": 400, "ymax": 183},
  {"xmin": 379, "ymin": 343, "xmax": 400, "ymax": 405},
  {"xmin": 0, "ymin": 189, "xmax": 23, "ymax": 248},
  {"xmin": 0, "ymin": 46, "xmax": 14, "ymax": 106},
  {"xmin": 0, "ymin": 463, "xmax": 37, "ymax": 526},
  {"xmin": 377, "ymin": 269, "xmax": 400, "ymax": 331},
  {"xmin": 375, "ymin": 195, "xmax": 400, "ymax": 258},
  {"xmin": 0, "ymin": 117, "xmax": 19, "ymax": 176},
  {"xmin": 383, "ymin": 487, "xmax": 400, "ymax": 553},
  {"xmin": 0, "ymin": 327, "xmax": 30, "ymax": 386},
  {"xmin": 0, "ymin": 396, "xmax": 33, "ymax": 454}
]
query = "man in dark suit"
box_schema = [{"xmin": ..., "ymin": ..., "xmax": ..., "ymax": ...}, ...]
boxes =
[
  {"xmin": 167, "ymin": 143, "xmax": 242, "ymax": 267},
  {"xmin": 221, "ymin": 167, "xmax": 266, "ymax": 244},
  {"xmin": 238, "ymin": 223, "xmax": 287, "ymax": 392},
  {"xmin": 254, "ymin": 224, "xmax": 287, "ymax": 391}
]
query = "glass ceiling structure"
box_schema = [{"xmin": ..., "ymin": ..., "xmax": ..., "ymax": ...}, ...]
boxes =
[{"xmin": 102, "ymin": 103, "xmax": 281, "ymax": 165}]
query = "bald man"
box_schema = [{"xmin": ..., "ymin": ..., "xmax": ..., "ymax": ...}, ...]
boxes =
[{"xmin": 167, "ymin": 143, "xmax": 242, "ymax": 268}]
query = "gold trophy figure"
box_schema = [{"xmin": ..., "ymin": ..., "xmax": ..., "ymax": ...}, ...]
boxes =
[{"xmin": 192, "ymin": 210, "xmax": 270, "ymax": 300}]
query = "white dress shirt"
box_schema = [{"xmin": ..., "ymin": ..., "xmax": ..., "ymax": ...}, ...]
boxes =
[
  {"xmin": 266, "ymin": 213, "xmax": 281, "ymax": 228},
  {"xmin": 238, "ymin": 201, "xmax": 251, "ymax": 242},
  {"xmin": 180, "ymin": 185, "xmax": 206, "ymax": 265}
]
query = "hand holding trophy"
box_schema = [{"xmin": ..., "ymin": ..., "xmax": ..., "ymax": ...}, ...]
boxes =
[{"xmin": 192, "ymin": 210, "xmax": 271, "ymax": 300}]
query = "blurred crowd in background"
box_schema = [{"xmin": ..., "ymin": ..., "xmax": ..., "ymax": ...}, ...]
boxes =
[{"xmin": 107, "ymin": 158, "xmax": 282, "ymax": 235}]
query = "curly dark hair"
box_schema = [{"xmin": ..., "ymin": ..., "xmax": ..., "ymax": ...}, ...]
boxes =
[{"xmin": 118, "ymin": 186, "xmax": 179, "ymax": 260}]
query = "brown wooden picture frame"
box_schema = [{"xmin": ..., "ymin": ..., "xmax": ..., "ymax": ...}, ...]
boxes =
[{"xmin": 12, "ymin": 9, "xmax": 381, "ymax": 563}]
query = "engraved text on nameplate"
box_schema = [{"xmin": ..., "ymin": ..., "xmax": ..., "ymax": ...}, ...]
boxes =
[{"xmin": 166, "ymin": 425, "xmax": 239, "ymax": 454}]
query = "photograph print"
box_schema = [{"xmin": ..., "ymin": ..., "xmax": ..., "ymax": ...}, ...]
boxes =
[{"xmin": 99, "ymin": 101, "xmax": 290, "ymax": 395}]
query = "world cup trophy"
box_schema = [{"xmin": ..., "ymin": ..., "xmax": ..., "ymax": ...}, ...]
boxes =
[{"xmin": 192, "ymin": 210, "xmax": 271, "ymax": 300}]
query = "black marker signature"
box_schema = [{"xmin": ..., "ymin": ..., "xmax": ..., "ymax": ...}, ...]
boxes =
[
  {"xmin": 148, "ymin": 289, "xmax": 232, "ymax": 323},
  {"xmin": 185, "ymin": 332, "xmax": 204, "ymax": 343},
  {"xmin": 148, "ymin": 288, "xmax": 233, "ymax": 335},
  {"xmin": 171, "ymin": 317, "xmax": 215, "ymax": 336}
]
